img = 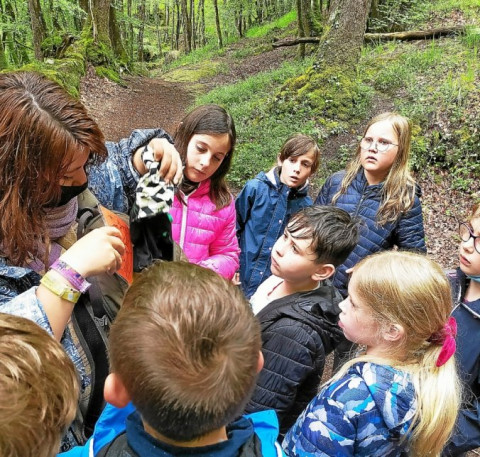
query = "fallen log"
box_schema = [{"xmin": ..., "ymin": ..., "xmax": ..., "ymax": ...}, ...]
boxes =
[
  {"xmin": 364, "ymin": 26, "xmax": 467, "ymax": 43},
  {"xmin": 272, "ymin": 26, "xmax": 467, "ymax": 48}
]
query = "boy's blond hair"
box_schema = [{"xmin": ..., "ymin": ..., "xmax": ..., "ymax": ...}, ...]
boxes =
[
  {"xmin": 333, "ymin": 251, "xmax": 461, "ymax": 456},
  {"xmin": 0, "ymin": 313, "xmax": 79, "ymax": 457},
  {"xmin": 108, "ymin": 261, "xmax": 261, "ymax": 442}
]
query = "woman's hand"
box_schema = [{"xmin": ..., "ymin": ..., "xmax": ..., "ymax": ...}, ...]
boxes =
[
  {"xmin": 132, "ymin": 137, "xmax": 183, "ymax": 184},
  {"xmin": 60, "ymin": 226, "xmax": 125, "ymax": 278}
]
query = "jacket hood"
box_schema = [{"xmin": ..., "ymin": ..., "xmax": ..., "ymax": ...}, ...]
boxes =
[
  {"xmin": 258, "ymin": 281, "xmax": 344, "ymax": 353},
  {"xmin": 127, "ymin": 411, "xmax": 262, "ymax": 457},
  {"xmin": 257, "ymin": 168, "xmax": 309, "ymax": 197},
  {"xmin": 353, "ymin": 362, "xmax": 417, "ymax": 435}
]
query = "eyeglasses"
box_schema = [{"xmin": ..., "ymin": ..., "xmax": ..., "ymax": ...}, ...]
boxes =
[
  {"xmin": 459, "ymin": 223, "xmax": 480, "ymax": 254},
  {"xmin": 360, "ymin": 137, "xmax": 398, "ymax": 153}
]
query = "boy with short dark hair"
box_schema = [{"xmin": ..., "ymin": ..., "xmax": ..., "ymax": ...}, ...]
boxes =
[
  {"xmin": 236, "ymin": 134, "xmax": 320, "ymax": 298},
  {"xmin": 244, "ymin": 206, "xmax": 360, "ymax": 435},
  {"xmin": 61, "ymin": 261, "xmax": 284, "ymax": 457},
  {"xmin": 0, "ymin": 312, "xmax": 78, "ymax": 457}
]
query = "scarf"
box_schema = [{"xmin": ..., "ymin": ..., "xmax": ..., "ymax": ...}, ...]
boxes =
[{"xmin": 28, "ymin": 198, "xmax": 78, "ymax": 274}]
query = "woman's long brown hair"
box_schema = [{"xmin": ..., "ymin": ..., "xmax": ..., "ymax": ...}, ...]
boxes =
[{"xmin": 0, "ymin": 72, "xmax": 107, "ymax": 266}]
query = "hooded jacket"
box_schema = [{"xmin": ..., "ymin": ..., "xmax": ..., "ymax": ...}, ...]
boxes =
[
  {"xmin": 59, "ymin": 403, "xmax": 285, "ymax": 457},
  {"xmin": 244, "ymin": 281, "xmax": 344, "ymax": 435},
  {"xmin": 282, "ymin": 362, "xmax": 417, "ymax": 457},
  {"xmin": 443, "ymin": 268, "xmax": 480, "ymax": 456},
  {"xmin": 170, "ymin": 179, "xmax": 239, "ymax": 280},
  {"xmin": 236, "ymin": 168, "xmax": 312, "ymax": 298},
  {"xmin": 315, "ymin": 170, "xmax": 426, "ymax": 297}
]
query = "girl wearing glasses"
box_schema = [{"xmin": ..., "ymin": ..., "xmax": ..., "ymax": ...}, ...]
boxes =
[
  {"xmin": 444, "ymin": 204, "xmax": 480, "ymax": 456},
  {"xmin": 315, "ymin": 112, "xmax": 426, "ymax": 297}
]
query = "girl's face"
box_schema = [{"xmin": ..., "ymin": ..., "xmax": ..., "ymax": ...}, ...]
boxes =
[
  {"xmin": 360, "ymin": 120, "xmax": 399, "ymax": 185},
  {"xmin": 184, "ymin": 133, "xmax": 231, "ymax": 183},
  {"xmin": 459, "ymin": 217, "xmax": 480, "ymax": 277},
  {"xmin": 338, "ymin": 276, "xmax": 384, "ymax": 353}
]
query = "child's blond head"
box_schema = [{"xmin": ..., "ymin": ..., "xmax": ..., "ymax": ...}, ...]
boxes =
[
  {"xmin": 108, "ymin": 261, "xmax": 261, "ymax": 442},
  {"xmin": 0, "ymin": 313, "xmax": 79, "ymax": 457}
]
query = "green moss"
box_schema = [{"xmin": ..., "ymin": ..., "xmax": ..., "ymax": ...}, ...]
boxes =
[
  {"xmin": 95, "ymin": 66, "xmax": 121, "ymax": 83},
  {"xmin": 163, "ymin": 61, "xmax": 225, "ymax": 82}
]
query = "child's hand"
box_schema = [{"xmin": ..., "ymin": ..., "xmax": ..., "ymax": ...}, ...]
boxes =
[
  {"xmin": 60, "ymin": 226, "xmax": 125, "ymax": 278},
  {"xmin": 232, "ymin": 272, "xmax": 241, "ymax": 286},
  {"xmin": 133, "ymin": 138, "xmax": 183, "ymax": 185}
]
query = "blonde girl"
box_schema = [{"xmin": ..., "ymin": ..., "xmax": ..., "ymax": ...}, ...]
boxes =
[
  {"xmin": 283, "ymin": 251, "xmax": 460, "ymax": 457},
  {"xmin": 315, "ymin": 113, "xmax": 426, "ymax": 297}
]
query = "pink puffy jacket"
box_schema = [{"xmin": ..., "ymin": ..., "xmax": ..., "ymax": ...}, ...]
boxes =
[{"xmin": 170, "ymin": 180, "xmax": 240, "ymax": 280}]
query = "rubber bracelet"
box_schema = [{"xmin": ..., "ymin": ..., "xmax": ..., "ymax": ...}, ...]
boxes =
[
  {"xmin": 40, "ymin": 272, "xmax": 81, "ymax": 304},
  {"xmin": 51, "ymin": 259, "xmax": 91, "ymax": 293}
]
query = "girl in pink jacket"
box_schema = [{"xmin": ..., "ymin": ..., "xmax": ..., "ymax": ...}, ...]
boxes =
[{"xmin": 169, "ymin": 104, "xmax": 239, "ymax": 279}]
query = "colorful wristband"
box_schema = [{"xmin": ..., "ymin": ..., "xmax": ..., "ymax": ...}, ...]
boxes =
[
  {"xmin": 40, "ymin": 271, "xmax": 81, "ymax": 304},
  {"xmin": 51, "ymin": 259, "xmax": 91, "ymax": 293}
]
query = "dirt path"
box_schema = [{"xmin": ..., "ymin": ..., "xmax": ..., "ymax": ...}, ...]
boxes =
[{"xmin": 80, "ymin": 65, "xmax": 195, "ymax": 141}]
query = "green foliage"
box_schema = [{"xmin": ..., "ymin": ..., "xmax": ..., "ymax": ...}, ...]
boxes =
[
  {"xmin": 368, "ymin": 0, "xmax": 426, "ymax": 32},
  {"xmin": 245, "ymin": 10, "xmax": 297, "ymax": 38}
]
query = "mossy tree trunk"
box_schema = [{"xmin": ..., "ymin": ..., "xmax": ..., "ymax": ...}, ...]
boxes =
[
  {"xmin": 280, "ymin": 0, "xmax": 372, "ymax": 120},
  {"xmin": 28, "ymin": 0, "xmax": 46, "ymax": 60},
  {"xmin": 213, "ymin": 0, "xmax": 223, "ymax": 48},
  {"xmin": 136, "ymin": 0, "xmax": 146, "ymax": 60},
  {"xmin": 319, "ymin": 0, "xmax": 372, "ymax": 69}
]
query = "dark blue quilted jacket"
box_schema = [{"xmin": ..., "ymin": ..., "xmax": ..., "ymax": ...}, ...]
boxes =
[
  {"xmin": 315, "ymin": 170, "xmax": 426, "ymax": 296},
  {"xmin": 236, "ymin": 168, "xmax": 312, "ymax": 298}
]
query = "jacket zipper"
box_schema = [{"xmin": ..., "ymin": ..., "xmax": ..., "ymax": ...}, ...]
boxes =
[{"xmin": 179, "ymin": 194, "xmax": 188, "ymax": 248}]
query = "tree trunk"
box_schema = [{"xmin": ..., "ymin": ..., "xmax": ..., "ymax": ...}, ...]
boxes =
[
  {"xmin": 137, "ymin": 0, "xmax": 146, "ymax": 60},
  {"xmin": 127, "ymin": 0, "xmax": 134, "ymax": 60},
  {"xmin": 180, "ymin": 0, "xmax": 191, "ymax": 52},
  {"xmin": 319, "ymin": 0, "xmax": 372, "ymax": 68},
  {"xmin": 110, "ymin": 1, "xmax": 127, "ymax": 61},
  {"xmin": 27, "ymin": 0, "xmax": 46, "ymax": 60},
  {"xmin": 296, "ymin": 0, "xmax": 306, "ymax": 58},
  {"xmin": 91, "ymin": 0, "xmax": 112, "ymax": 48},
  {"xmin": 190, "ymin": 0, "xmax": 195, "ymax": 49},
  {"xmin": 213, "ymin": 0, "xmax": 223, "ymax": 48},
  {"xmin": 154, "ymin": 3, "xmax": 163, "ymax": 56}
]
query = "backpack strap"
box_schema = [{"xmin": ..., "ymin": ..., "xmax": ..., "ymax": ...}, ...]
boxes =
[
  {"xmin": 97, "ymin": 432, "xmax": 139, "ymax": 457},
  {"xmin": 72, "ymin": 291, "xmax": 110, "ymax": 438}
]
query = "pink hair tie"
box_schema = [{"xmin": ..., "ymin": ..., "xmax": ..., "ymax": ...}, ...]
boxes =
[{"xmin": 428, "ymin": 317, "xmax": 457, "ymax": 367}]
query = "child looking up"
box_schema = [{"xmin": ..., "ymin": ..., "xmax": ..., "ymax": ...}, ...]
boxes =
[
  {"xmin": 315, "ymin": 112, "xmax": 426, "ymax": 297},
  {"xmin": 236, "ymin": 134, "xmax": 320, "ymax": 298},
  {"xmin": 0, "ymin": 313, "xmax": 78, "ymax": 457},
  {"xmin": 443, "ymin": 204, "xmax": 480, "ymax": 456},
  {"xmin": 245, "ymin": 206, "xmax": 359, "ymax": 435},
  {"xmin": 61, "ymin": 261, "xmax": 284, "ymax": 457},
  {"xmin": 283, "ymin": 251, "xmax": 461, "ymax": 457}
]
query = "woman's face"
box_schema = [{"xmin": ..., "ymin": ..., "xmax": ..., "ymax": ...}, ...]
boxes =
[
  {"xmin": 184, "ymin": 133, "xmax": 231, "ymax": 183},
  {"xmin": 59, "ymin": 149, "xmax": 90, "ymax": 186},
  {"xmin": 360, "ymin": 120, "xmax": 399, "ymax": 185}
]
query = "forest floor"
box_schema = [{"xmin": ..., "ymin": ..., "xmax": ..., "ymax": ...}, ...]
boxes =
[{"xmin": 80, "ymin": 39, "xmax": 476, "ymax": 273}]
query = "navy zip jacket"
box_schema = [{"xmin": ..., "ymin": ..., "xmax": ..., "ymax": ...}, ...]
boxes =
[
  {"xmin": 236, "ymin": 168, "xmax": 312, "ymax": 299},
  {"xmin": 244, "ymin": 281, "xmax": 344, "ymax": 435},
  {"xmin": 443, "ymin": 269, "xmax": 480, "ymax": 456},
  {"xmin": 315, "ymin": 170, "xmax": 426, "ymax": 296}
]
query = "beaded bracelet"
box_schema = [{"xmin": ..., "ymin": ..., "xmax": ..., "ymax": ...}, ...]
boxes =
[
  {"xmin": 51, "ymin": 259, "xmax": 91, "ymax": 293},
  {"xmin": 40, "ymin": 271, "xmax": 81, "ymax": 304}
]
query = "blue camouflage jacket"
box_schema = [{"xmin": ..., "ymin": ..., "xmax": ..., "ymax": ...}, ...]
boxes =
[
  {"xmin": 236, "ymin": 168, "xmax": 312, "ymax": 299},
  {"xmin": 315, "ymin": 170, "xmax": 426, "ymax": 297},
  {"xmin": 282, "ymin": 362, "xmax": 417, "ymax": 457}
]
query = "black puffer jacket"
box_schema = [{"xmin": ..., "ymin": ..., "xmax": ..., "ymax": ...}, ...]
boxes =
[{"xmin": 244, "ymin": 281, "xmax": 344, "ymax": 436}]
